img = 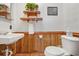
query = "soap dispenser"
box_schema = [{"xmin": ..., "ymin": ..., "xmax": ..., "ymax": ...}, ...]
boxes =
[{"xmin": 8, "ymin": 25, "xmax": 12, "ymax": 34}]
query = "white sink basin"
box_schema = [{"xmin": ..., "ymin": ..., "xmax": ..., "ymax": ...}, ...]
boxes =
[{"xmin": 0, "ymin": 33, "xmax": 24, "ymax": 45}]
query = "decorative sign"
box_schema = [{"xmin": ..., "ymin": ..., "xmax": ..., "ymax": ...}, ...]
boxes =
[{"xmin": 47, "ymin": 7, "xmax": 58, "ymax": 16}]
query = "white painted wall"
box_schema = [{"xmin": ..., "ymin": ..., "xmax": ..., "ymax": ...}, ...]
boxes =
[
  {"xmin": 11, "ymin": 3, "xmax": 64, "ymax": 32},
  {"xmin": 1, "ymin": 3, "xmax": 79, "ymax": 32},
  {"xmin": 0, "ymin": 3, "xmax": 11, "ymax": 32},
  {"xmin": 11, "ymin": 3, "xmax": 27, "ymax": 32},
  {"xmin": 0, "ymin": 17, "xmax": 10, "ymax": 32},
  {"xmin": 63, "ymin": 3, "xmax": 79, "ymax": 32},
  {"xmin": 35, "ymin": 3, "xmax": 64, "ymax": 32}
]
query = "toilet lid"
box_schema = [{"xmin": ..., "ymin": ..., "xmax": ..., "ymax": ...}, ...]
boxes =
[{"xmin": 45, "ymin": 46, "xmax": 65, "ymax": 56}]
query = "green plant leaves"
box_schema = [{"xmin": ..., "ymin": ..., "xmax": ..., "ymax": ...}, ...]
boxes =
[{"xmin": 25, "ymin": 3, "xmax": 38, "ymax": 10}]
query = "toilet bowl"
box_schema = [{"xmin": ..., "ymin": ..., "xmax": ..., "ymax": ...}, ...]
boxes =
[
  {"xmin": 44, "ymin": 46, "xmax": 70, "ymax": 56},
  {"xmin": 44, "ymin": 35, "xmax": 79, "ymax": 56}
]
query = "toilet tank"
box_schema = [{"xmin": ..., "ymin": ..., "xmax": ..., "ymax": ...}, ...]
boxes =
[{"xmin": 61, "ymin": 35, "xmax": 79, "ymax": 56}]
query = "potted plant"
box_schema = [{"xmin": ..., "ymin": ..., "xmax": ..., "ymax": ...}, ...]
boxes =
[
  {"xmin": 25, "ymin": 3, "xmax": 38, "ymax": 11},
  {"xmin": 0, "ymin": 4, "xmax": 8, "ymax": 11},
  {"xmin": 24, "ymin": 3, "xmax": 39, "ymax": 17}
]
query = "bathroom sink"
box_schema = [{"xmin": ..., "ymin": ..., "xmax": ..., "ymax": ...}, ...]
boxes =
[{"xmin": 0, "ymin": 33, "xmax": 24, "ymax": 45}]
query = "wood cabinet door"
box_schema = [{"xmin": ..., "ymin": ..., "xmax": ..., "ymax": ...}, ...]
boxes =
[
  {"xmin": 21, "ymin": 34, "xmax": 35, "ymax": 53},
  {"xmin": 34, "ymin": 33, "xmax": 51, "ymax": 52},
  {"xmin": 21, "ymin": 33, "xmax": 28, "ymax": 53},
  {"xmin": 15, "ymin": 33, "xmax": 35, "ymax": 53},
  {"xmin": 50, "ymin": 33, "xmax": 62, "ymax": 46},
  {"xmin": 26, "ymin": 34, "xmax": 35, "ymax": 53}
]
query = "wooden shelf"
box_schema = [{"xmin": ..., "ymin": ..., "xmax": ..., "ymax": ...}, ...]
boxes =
[
  {"xmin": 23, "ymin": 11, "xmax": 40, "ymax": 14},
  {"xmin": 20, "ymin": 10, "xmax": 43, "ymax": 22},
  {"xmin": 0, "ymin": 11, "xmax": 10, "ymax": 19},
  {"xmin": 23, "ymin": 11, "xmax": 40, "ymax": 17},
  {"xmin": 20, "ymin": 17, "xmax": 42, "ymax": 22},
  {"xmin": 0, "ymin": 11, "xmax": 9, "ymax": 16}
]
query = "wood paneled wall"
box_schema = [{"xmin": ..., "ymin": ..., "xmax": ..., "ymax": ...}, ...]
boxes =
[{"xmin": 0, "ymin": 31, "xmax": 79, "ymax": 55}]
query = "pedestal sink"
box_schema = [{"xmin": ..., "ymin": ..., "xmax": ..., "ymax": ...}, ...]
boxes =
[
  {"xmin": 0, "ymin": 33, "xmax": 24, "ymax": 56},
  {"xmin": 0, "ymin": 33, "xmax": 24, "ymax": 44}
]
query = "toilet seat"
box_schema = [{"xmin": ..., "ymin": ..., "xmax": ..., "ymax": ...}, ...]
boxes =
[{"xmin": 44, "ymin": 46, "xmax": 70, "ymax": 56}]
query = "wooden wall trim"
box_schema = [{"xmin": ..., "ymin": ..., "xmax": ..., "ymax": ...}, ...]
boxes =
[{"xmin": 14, "ymin": 31, "xmax": 66, "ymax": 34}]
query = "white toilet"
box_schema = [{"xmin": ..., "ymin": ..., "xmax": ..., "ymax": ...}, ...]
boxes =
[
  {"xmin": 44, "ymin": 35, "xmax": 79, "ymax": 56},
  {"xmin": 44, "ymin": 46, "xmax": 70, "ymax": 56}
]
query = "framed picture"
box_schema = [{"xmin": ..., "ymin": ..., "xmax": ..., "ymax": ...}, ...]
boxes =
[{"xmin": 47, "ymin": 7, "xmax": 58, "ymax": 16}]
